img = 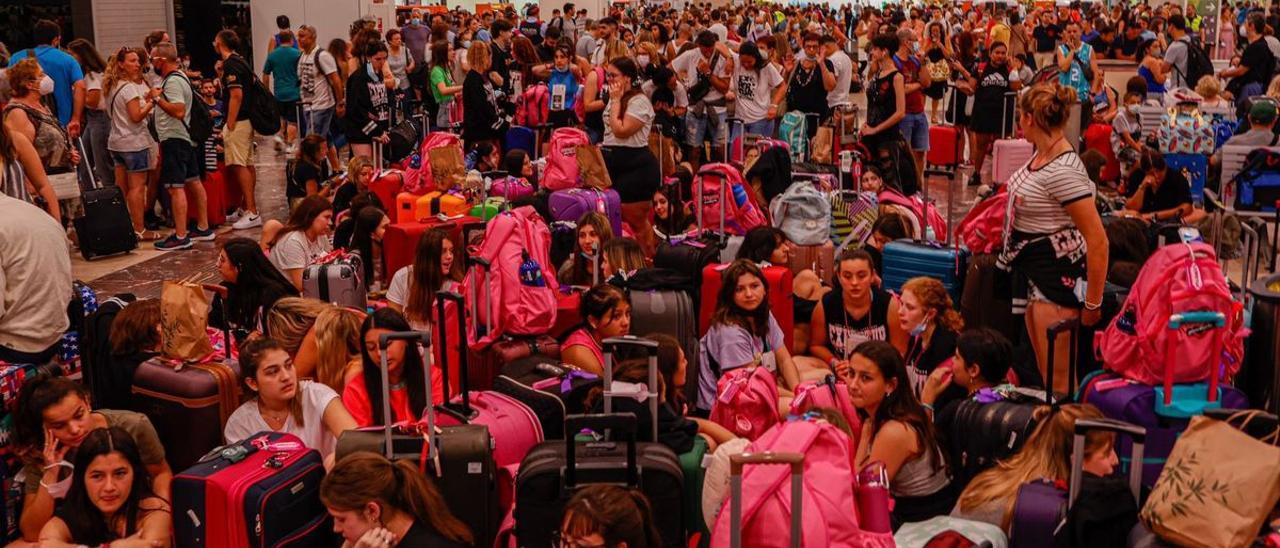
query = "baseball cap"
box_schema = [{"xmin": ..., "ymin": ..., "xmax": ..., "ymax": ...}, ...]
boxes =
[{"xmin": 1249, "ymin": 100, "xmax": 1278, "ymax": 124}]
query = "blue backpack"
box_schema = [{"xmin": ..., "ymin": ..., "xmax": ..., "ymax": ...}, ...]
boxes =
[{"xmin": 779, "ymin": 111, "xmax": 807, "ymax": 162}]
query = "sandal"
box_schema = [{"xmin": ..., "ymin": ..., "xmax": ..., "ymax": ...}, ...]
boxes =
[{"xmin": 135, "ymin": 230, "xmax": 164, "ymax": 242}]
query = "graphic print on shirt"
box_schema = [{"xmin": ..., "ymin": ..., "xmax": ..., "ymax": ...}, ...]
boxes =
[
  {"xmin": 736, "ymin": 72, "xmax": 759, "ymax": 101},
  {"xmin": 828, "ymin": 323, "xmax": 887, "ymax": 360}
]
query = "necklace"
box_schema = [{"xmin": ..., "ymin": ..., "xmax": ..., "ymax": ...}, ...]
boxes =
[
  {"xmin": 794, "ymin": 64, "xmax": 816, "ymax": 87},
  {"xmin": 257, "ymin": 401, "xmax": 289, "ymax": 426}
]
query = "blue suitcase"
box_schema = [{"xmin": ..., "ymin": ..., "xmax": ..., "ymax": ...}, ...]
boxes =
[
  {"xmin": 505, "ymin": 126, "xmax": 538, "ymax": 157},
  {"xmin": 881, "ymin": 240, "xmax": 968, "ymax": 301},
  {"xmin": 1164, "ymin": 153, "xmax": 1208, "ymax": 201}
]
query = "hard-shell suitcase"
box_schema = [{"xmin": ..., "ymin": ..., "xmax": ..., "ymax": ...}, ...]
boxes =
[
  {"xmin": 368, "ymin": 169, "xmax": 404, "ymax": 212},
  {"xmin": 549, "ymin": 187, "xmax": 623, "ymax": 236},
  {"xmin": 629, "ymin": 285, "xmax": 699, "ymax": 382},
  {"xmin": 417, "ymin": 190, "xmax": 471, "ymax": 218},
  {"xmin": 992, "ymin": 138, "xmax": 1034, "ymax": 185},
  {"xmin": 301, "ymin": 253, "xmax": 367, "ymax": 309},
  {"xmin": 1009, "ymin": 419, "xmax": 1146, "ymax": 548},
  {"xmin": 700, "ymin": 263, "xmax": 794, "ymax": 351},
  {"xmin": 881, "ymin": 240, "xmax": 967, "ymax": 301},
  {"xmin": 381, "ymin": 216, "xmax": 480, "ymax": 281},
  {"xmin": 492, "ymin": 358, "xmax": 589, "ymax": 441},
  {"xmin": 926, "ymin": 124, "xmax": 961, "ymax": 169},
  {"xmin": 190, "ymin": 168, "xmax": 226, "ymax": 227},
  {"xmin": 946, "ymin": 395, "xmax": 1042, "ymax": 489},
  {"xmin": 1245, "ymin": 272, "xmax": 1280, "ymax": 412},
  {"xmin": 788, "ymin": 240, "xmax": 835, "ymax": 284},
  {"xmin": 130, "ymin": 356, "xmax": 241, "ymax": 473},
  {"xmin": 960, "ymin": 253, "xmax": 1019, "ymax": 341},
  {"xmin": 173, "ymin": 432, "xmax": 331, "ymax": 548},
  {"xmin": 514, "ymin": 413, "xmax": 685, "ymax": 548},
  {"xmin": 334, "ymin": 331, "xmax": 500, "ymax": 547},
  {"xmin": 73, "ymin": 138, "xmax": 137, "ymax": 260}
]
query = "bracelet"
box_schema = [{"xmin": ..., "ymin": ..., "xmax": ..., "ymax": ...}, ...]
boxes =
[
  {"xmin": 1083, "ymin": 300, "xmax": 1103, "ymax": 311},
  {"xmin": 921, "ymin": 402, "xmax": 934, "ymax": 412}
]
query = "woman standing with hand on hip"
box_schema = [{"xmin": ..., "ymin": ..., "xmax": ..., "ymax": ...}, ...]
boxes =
[{"xmin": 997, "ymin": 83, "xmax": 1108, "ymax": 395}]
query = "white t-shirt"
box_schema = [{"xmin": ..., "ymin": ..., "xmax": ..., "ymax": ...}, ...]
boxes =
[
  {"xmin": 603, "ymin": 93, "xmax": 655, "ymax": 148},
  {"xmin": 641, "ymin": 80, "xmax": 690, "ymax": 110},
  {"xmin": 708, "ymin": 23, "xmax": 729, "ymax": 43},
  {"xmin": 270, "ymin": 230, "xmax": 334, "ymax": 273},
  {"xmin": 106, "ymin": 81, "xmax": 155, "ymax": 153},
  {"xmin": 297, "ymin": 47, "xmax": 339, "ymax": 111},
  {"xmin": 387, "ymin": 267, "xmax": 457, "ymax": 331},
  {"xmin": 84, "ymin": 72, "xmax": 106, "ymax": 112},
  {"xmin": 731, "ymin": 60, "xmax": 783, "ymax": 124},
  {"xmin": 223, "ymin": 381, "xmax": 342, "ymax": 459},
  {"xmin": 826, "ymin": 50, "xmax": 854, "ymax": 108},
  {"xmin": 672, "ymin": 48, "xmax": 733, "ymax": 106}
]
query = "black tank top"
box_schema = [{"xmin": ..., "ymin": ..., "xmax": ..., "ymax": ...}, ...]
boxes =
[{"xmin": 823, "ymin": 287, "xmax": 892, "ymax": 360}]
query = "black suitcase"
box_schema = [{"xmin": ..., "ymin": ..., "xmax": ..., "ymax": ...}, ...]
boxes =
[
  {"xmin": 71, "ymin": 136, "xmax": 137, "ymax": 260},
  {"xmin": 945, "ymin": 395, "xmax": 1042, "ymax": 489},
  {"xmin": 492, "ymin": 358, "xmax": 596, "ymax": 441},
  {"xmin": 334, "ymin": 331, "xmax": 500, "ymax": 547},
  {"xmin": 514, "ymin": 413, "xmax": 684, "ymax": 548}
]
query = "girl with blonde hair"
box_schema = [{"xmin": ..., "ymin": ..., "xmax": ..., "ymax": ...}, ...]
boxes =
[{"xmin": 265, "ymin": 297, "xmax": 332, "ymax": 380}]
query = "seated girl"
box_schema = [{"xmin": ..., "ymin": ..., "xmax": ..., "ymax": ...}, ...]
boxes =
[
  {"xmin": 387, "ymin": 228, "xmax": 464, "ymax": 331},
  {"xmin": 313, "ymin": 307, "xmax": 367, "ymax": 393},
  {"xmin": 735, "ymin": 226, "xmax": 827, "ymax": 354},
  {"xmin": 266, "ymin": 297, "xmax": 333, "ymax": 381},
  {"xmin": 214, "ymin": 237, "xmax": 299, "ymax": 339},
  {"xmin": 697, "ymin": 260, "xmax": 802, "ymax": 414},
  {"xmin": 344, "ymin": 308, "xmax": 443, "ymax": 427},
  {"xmin": 922, "ymin": 327, "xmax": 1015, "ymax": 487},
  {"xmin": 1121, "ymin": 149, "xmax": 1194, "ymax": 223},
  {"xmin": 899, "ymin": 277, "xmax": 965, "ymax": 404},
  {"xmin": 224, "ymin": 338, "xmax": 358, "ymax": 468},
  {"xmin": 847, "ymin": 340, "xmax": 956, "ymax": 527},
  {"xmin": 286, "ymin": 134, "xmax": 333, "ymax": 209},
  {"xmin": 952, "ymin": 404, "xmax": 1117, "ymax": 532},
  {"xmin": 601, "ymin": 238, "xmax": 647, "ymax": 284},
  {"xmin": 347, "ymin": 205, "xmax": 391, "ymax": 290},
  {"xmin": 332, "ymin": 155, "xmax": 383, "ymax": 215},
  {"xmin": 650, "ymin": 334, "xmax": 738, "ymax": 450},
  {"xmin": 558, "ymin": 212, "xmax": 614, "ymax": 288},
  {"xmin": 652, "ymin": 185, "xmax": 694, "ymax": 241},
  {"xmin": 37, "ymin": 428, "xmax": 170, "ymax": 548},
  {"xmin": 559, "ymin": 484, "xmax": 662, "ymax": 548},
  {"xmin": 467, "ymin": 141, "xmax": 502, "ymax": 172},
  {"xmin": 562, "ymin": 284, "xmax": 633, "ymax": 375},
  {"xmin": 332, "ymin": 192, "xmax": 379, "ymax": 250},
  {"xmin": 268, "ymin": 196, "xmax": 335, "ymax": 291},
  {"xmin": 321, "ymin": 452, "xmax": 473, "ymax": 548},
  {"xmin": 807, "ymin": 249, "xmax": 907, "ymax": 375},
  {"xmin": 104, "ymin": 299, "xmax": 162, "ymax": 408},
  {"xmin": 13, "ymin": 377, "xmax": 172, "ymax": 541},
  {"xmin": 502, "ymin": 149, "xmax": 538, "ymax": 187}
]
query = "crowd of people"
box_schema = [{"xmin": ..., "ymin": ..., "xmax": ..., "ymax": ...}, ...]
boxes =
[{"xmin": 1, "ymin": 0, "xmax": 1279, "ymax": 546}]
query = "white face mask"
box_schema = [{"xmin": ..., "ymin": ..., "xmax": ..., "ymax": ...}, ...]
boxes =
[
  {"xmin": 41, "ymin": 461, "xmax": 74, "ymax": 499},
  {"xmin": 637, "ymin": 54, "xmax": 651, "ymax": 67},
  {"xmin": 38, "ymin": 75, "xmax": 55, "ymax": 96}
]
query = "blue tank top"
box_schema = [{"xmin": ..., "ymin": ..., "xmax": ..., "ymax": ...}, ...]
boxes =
[
  {"xmin": 1138, "ymin": 65, "xmax": 1166, "ymax": 94},
  {"xmin": 547, "ymin": 68, "xmax": 579, "ymax": 111}
]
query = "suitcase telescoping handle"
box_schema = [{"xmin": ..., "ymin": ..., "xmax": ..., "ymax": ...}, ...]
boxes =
[
  {"xmin": 1068, "ymin": 419, "xmax": 1146, "ymax": 508},
  {"xmin": 729, "ymin": 452, "xmax": 803, "ymax": 548},
  {"xmin": 602, "ymin": 336, "xmax": 661, "ymax": 443},
  {"xmin": 465, "ymin": 255, "xmax": 494, "ymax": 339},
  {"xmin": 1044, "ymin": 318, "xmax": 1080, "ymax": 406},
  {"xmin": 1164, "ymin": 311, "xmax": 1226, "ymax": 406},
  {"xmin": 563, "ymin": 413, "xmax": 640, "ymax": 489},
  {"xmin": 376, "ymin": 331, "xmax": 437, "ymax": 462},
  {"xmin": 73, "ymin": 135, "xmax": 101, "ymax": 191},
  {"xmin": 435, "ymin": 290, "xmax": 475, "ymax": 419}
]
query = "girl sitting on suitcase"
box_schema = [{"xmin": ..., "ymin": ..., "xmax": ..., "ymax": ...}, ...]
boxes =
[
  {"xmin": 899, "ymin": 277, "xmax": 965, "ymax": 405},
  {"xmin": 562, "ymin": 284, "xmax": 633, "ymax": 375},
  {"xmin": 696, "ymin": 260, "xmax": 803, "ymax": 415},
  {"xmin": 651, "ymin": 185, "xmax": 695, "ymax": 241},
  {"xmin": 558, "ymin": 212, "xmax": 614, "ymax": 288},
  {"xmin": 952, "ymin": 403, "xmax": 1119, "ymax": 532},
  {"xmin": 386, "ymin": 228, "xmax": 464, "ymax": 332},
  {"xmin": 559, "ymin": 484, "xmax": 662, "ymax": 548},
  {"xmin": 806, "ymin": 249, "xmax": 909, "ymax": 376},
  {"xmin": 12, "ymin": 376, "xmax": 172, "ymax": 542},
  {"xmin": 223, "ymin": 339, "xmax": 359, "ymax": 469},
  {"xmin": 214, "ymin": 237, "xmax": 300, "ymax": 340},
  {"xmin": 343, "ymin": 308, "xmax": 444, "ymax": 427},
  {"xmin": 268, "ymin": 196, "xmax": 336, "ymax": 291},
  {"xmin": 36, "ymin": 428, "xmax": 170, "ymax": 548},
  {"xmin": 321, "ymin": 452, "xmax": 473, "ymax": 548},
  {"xmin": 847, "ymin": 340, "xmax": 956, "ymax": 528}
]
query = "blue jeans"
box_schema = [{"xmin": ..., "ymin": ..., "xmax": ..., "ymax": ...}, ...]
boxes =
[
  {"xmin": 897, "ymin": 112, "xmax": 930, "ymax": 152},
  {"xmin": 729, "ymin": 119, "xmax": 776, "ymax": 143}
]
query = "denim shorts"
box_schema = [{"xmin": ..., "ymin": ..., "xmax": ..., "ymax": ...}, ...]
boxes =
[
  {"xmin": 897, "ymin": 112, "xmax": 930, "ymax": 152},
  {"xmin": 304, "ymin": 107, "xmax": 336, "ymax": 140},
  {"xmin": 159, "ymin": 139, "xmax": 202, "ymax": 188},
  {"xmin": 110, "ymin": 149, "xmax": 152, "ymax": 173},
  {"xmin": 685, "ymin": 109, "xmax": 727, "ymax": 147}
]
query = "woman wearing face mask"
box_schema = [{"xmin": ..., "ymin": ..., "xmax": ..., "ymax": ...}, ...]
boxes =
[
  {"xmin": 343, "ymin": 40, "xmax": 392, "ymax": 161},
  {"xmin": 808, "ymin": 250, "xmax": 907, "ymax": 378},
  {"xmin": 269, "ymin": 195, "xmax": 335, "ymax": 290},
  {"xmin": 103, "ymin": 47, "xmax": 160, "ymax": 241},
  {"xmin": 562, "ymin": 284, "xmax": 633, "ymax": 375},
  {"xmin": 12, "ymin": 376, "xmax": 172, "ymax": 542},
  {"xmin": 955, "ymin": 41, "xmax": 1020, "ymax": 188},
  {"xmin": 224, "ymin": 339, "xmax": 358, "ymax": 469},
  {"xmin": 784, "ymin": 32, "xmax": 837, "ymax": 138},
  {"xmin": 846, "ymin": 340, "xmax": 956, "ymax": 527},
  {"xmin": 3, "ymin": 59, "xmax": 79, "ymax": 182},
  {"xmin": 36, "ymin": 428, "xmax": 170, "ymax": 548},
  {"xmin": 542, "ymin": 44, "xmax": 583, "ymax": 129},
  {"xmin": 344, "ymin": 308, "xmax": 441, "ymax": 427},
  {"xmin": 1136, "ymin": 40, "xmax": 1166, "ymax": 104},
  {"xmin": 461, "ymin": 41, "xmax": 508, "ymax": 148},
  {"xmin": 898, "ymin": 277, "xmax": 964, "ymax": 402},
  {"xmin": 727, "ymin": 42, "xmax": 785, "ymax": 144},
  {"xmin": 321, "ymin": 452, "xmax": 472, "ymax": 548},
  {"xmin": 451, "ymin": 31, "xmax": 474, "ymax": 85}
]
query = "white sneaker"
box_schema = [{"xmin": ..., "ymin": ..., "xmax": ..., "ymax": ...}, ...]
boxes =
[
  {"xmin": 232, "ymin": 213, "xmax": 263, "ymax": 230},
  {"xmin": 225, "ymin": 208, "xmax": 244, "ymax": 223}
]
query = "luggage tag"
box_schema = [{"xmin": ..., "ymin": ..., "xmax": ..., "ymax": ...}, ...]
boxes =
[
  {"xmin": 718, "ymin": 377, "xmax": 743, "ymax": 404},
  {"xmin": 840, "ymin": 151, "xmax": 853, "ymax": 174}
]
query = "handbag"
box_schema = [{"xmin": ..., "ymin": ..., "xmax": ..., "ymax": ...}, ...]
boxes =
[{"xmin": 686, "ymin": 52, "xmax": 722, "ymax": 105}]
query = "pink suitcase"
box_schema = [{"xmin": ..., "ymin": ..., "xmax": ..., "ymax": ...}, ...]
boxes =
[
  {"xmin": 992, "ymin": 138, "xmax": 1034, "ymax": 185},
  {"xmin": 434, "ymin": 291, "xmax": 544, "ymax": 470}
]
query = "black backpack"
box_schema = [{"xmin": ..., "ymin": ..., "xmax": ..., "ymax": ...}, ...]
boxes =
[
  {"xmin": 161, "ymin": 72, "xmax": 215, "ymax": 143},
  {"xmin": 228, "ymin": 55, "xmax": 281, "ymax": 135},
  {"xmin": 1178, "ymin": 37, "xmax": 1213, "ymax": 90}
]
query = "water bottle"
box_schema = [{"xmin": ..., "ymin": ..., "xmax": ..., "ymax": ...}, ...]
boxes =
[{"xmin": 925, "ymin": 224, "xmax": 937, "ymax": 242}]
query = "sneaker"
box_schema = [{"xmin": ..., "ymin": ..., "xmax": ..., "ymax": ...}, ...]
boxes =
[
  {"xmin": 154, "ymin": 234, "xmax": 194, "ymax": 251},
  {"xmin": 189, "ymin": 227, "xmax": 217, "ymax": 241},
  {"xmin": 226, "ymin": 208, "xmax": 244, "ymax": 223},
  {"xmin": 232, "ymin": 213, "xmax": 263, "ymax": 230}
]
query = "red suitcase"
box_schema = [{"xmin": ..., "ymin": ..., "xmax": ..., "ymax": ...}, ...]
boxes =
[
  {"xmin": 1084, "ymin": 123, "xmax": 1121, "ymax": 184},
  {"xmin": 699, "ymin": 263, "xmax": 794, "ymax": 351},
  {"xmin": 369, "ymin": 170, "xmax": 405, "ymax": 213},
  {"xmin": 193, "ymin": 169, "xmax": 227, "ymax": 227},
  {"xmin": 927, "ymin": 124, "xmax": 960, "ymax": 168},
  {"xmin": 381, "ymin": 216, "xmax": 482, "ymax": 280},
  {"xmin": 217, "ymin": 163, "xmax": 244, "ymax": 216},
  {"xmin": 173, "ymin": 431, "xmax": 332, "ymax": 547}
]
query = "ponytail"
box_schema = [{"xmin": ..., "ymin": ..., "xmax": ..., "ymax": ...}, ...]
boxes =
[
  {"xmin": 626, "ymin": 488, "xmax": 663, "ymax": 548},
  {"xmin": 393, "ymin": 459, "xmax": 474, "ymax": 545}
]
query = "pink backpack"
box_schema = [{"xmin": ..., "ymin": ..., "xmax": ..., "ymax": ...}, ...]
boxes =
[
  {"xmin": 877, "ymin": 188, "xmax": 948, "ymax": 242},
  {"xmin": 697, "ymin": 163, "xmax": 768, "ymax": 235},
  {"xmin": 573, "ymin": 66, "xmax": 605, "ymax": 123},
  {"xmin": 789, "ymin": 375, "xmax": 861, "ymax": 439},
  {"xmin": 1095, "ymin": 242, "xmax": 1247, "ymax": 386},
  {"xmin": 542, "ymin": 128, "xmax": 589, "ymax": 191},
  {"xmin": 956, "ymin": 185, "xmax": 1008, "ymax": 254},
  {"xmin": 516, "ymin": 83, "xmax": 550, "ymax": 127},
  {"xmin": 467, "ymin": 206, "xmax": 560, "ymax": 346},
  {"xmin": 710, "ymin": 417, "xmax": 895, "ymax": 548},
  {"xmin": 710, "ymin": 366, "xmax": 780, "ymax": 440},
  {"xmin": 402, "ymin": 132, "xmax": 463, "ymax": 195},
  {"xmin": 490, "ymin": 176, "xmax": 535, "ymax": 201}
]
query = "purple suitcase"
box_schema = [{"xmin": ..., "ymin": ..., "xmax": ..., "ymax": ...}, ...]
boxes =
[
  {"xmin": 1009, "ymin": 419, "xmax": 1146, "ymax": 548},
  {"xmin": 548, "ymin": 187, "xmax": 623, "ymax": 236}
]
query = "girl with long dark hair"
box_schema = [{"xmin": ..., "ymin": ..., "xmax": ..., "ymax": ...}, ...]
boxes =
[
  {"xmin": 602, "ymin": 56, "xmax": 662, "ymax": 257},
  {"xmin": 343, "ymin": 308, "xmax": 441, "ymax": 427},
  {"xmin": 322, "ymin": 452, "xmax": 472, "ymax": 547},
  {"xmin": 562, "ymin": 284, "xmax": 633, "ymax": 375},
  {"xmin": 348, "ymin": 205, "xmax": 390, "ymax": 289},
  {"xmin": 386, "ymin": 228, "xmax": 464, "ymax": 331},
  {"xmin": 216, "ymin": 237, "xmax": 300, "ymax": 337},
  {"xmin": 268, "ymin": 195, "xmax": 335, "ymax": 290}
]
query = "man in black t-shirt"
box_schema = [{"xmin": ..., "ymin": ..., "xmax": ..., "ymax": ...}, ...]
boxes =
[
  {"xmin": 1219, "ymin": 13, "xmax": 1277, "ymax": 109},
  {"xmin": 1032, "ymin": 13, "xmax": 1061, "ymax": 71},
  {"xmin": 1123, "ymin": 153, "xmax": 1193, "ymax": 222}
]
